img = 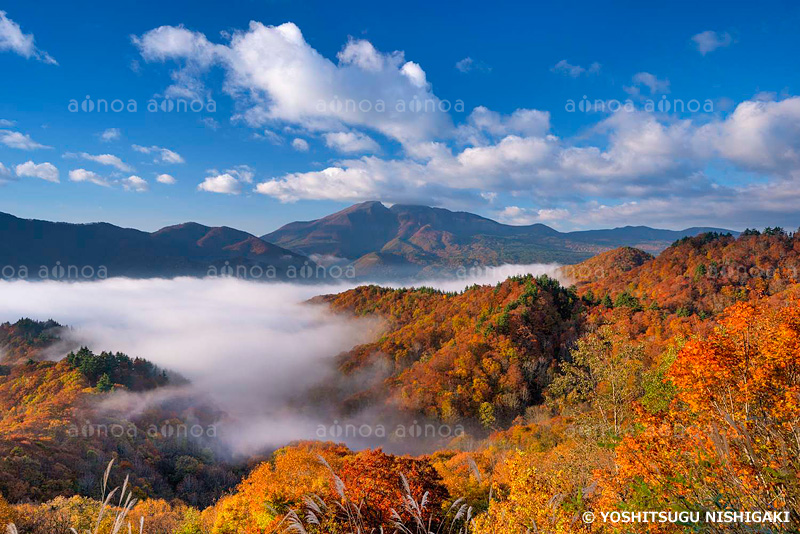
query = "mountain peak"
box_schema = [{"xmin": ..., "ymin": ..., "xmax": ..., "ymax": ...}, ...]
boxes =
[{"xmin": 261, "ymin": 202, "xmax": 736, "ymax": 277}]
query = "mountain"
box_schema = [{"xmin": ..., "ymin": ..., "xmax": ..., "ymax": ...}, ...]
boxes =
[
  {"xmin": 263, "ymin": 201, "xmax": 736, "ymax": 277},
  {"xmin": 0, "ymin": 212, "xmax": 310, "ymax": 280},
  {"xmin": 0, "ymin": 206, "xmax": 737, "ymax": 282}
]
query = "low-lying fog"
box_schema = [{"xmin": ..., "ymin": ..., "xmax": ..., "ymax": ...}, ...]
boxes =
[{"xmin": 0, "ymin": 264, "xmax": 561, "ymax": 456}]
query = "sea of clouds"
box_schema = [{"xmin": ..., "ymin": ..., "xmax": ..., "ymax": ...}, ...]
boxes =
[{"xmin": 0, "ymin": 264, "xmax": 560, "ymax": 454}]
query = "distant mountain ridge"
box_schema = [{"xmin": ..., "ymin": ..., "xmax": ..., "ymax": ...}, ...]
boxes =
[
  {"xmin": 0, "ymin": 205, "xmax": 736, "ymax": 281},
  {"xmin": 0, "ymin": 211, "xmax": 309, "ymax": 280},
  {"xmin": 263, "ymin": 201, "xmax": 736, "ymax": 278}
]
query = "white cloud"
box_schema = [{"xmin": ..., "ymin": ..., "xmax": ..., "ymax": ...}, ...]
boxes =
[
  {"xmin": 455, "ymin": 57, "xmax": 491, "ymax": 73},
  {"xmin": 133, "ymin": 22, "xmax": 453, "ymax": 145},
  {"xmin": 337, "ymin": 39, "xmax": 384, "ymax": 72},
  {"xmin": 456, "ymin": 106, "xmax": 550, "ymax": 145},
  {"xmin": 68, "ymin": 168, "xmax": 111, "ymax": 187},
  {"xmin": 551, "ymin": 60, "xmax": 600, "ymax": 77},
  {"xmin": 100, "ymin": 128, "xmax": 121, "ymax": 142},
  {"xmin": 73, "ymin": 152, "xmax": 132, "ymax": 172},
  {"xmin": 0, "ymin": 130, "xmax": 50, "ymax": 150},
  {"xmin": 455, "ymin": 57, "xmax": 474, "ymax": 73},
  {"xmin": 496, "ymin": 206, "xmax": 571, "ymax": 225},
  {"xmin": 566, "ymin": 177, "xmax": 800, "ymax": 230},
  {"xmin": 0, "ymin": 11, "xmax": 57, "ymax": 64},
  {"xmin": 625, "ymin": 72, "xmax": 670, "ymax": 95},
  {"xmin": 695, "ymin": 97, "xmax": 800, "ymax": 178},
  {"xmin": 253, "ymin": 96, "xmax": 800, "ymax": 227},
  {"xmin": 197, "ymin": 165, "xmax": 253, "ymax": 194},
  {"xmin": 198, "ymin": 173, "xmax": 242, "ymax": 194},
  {"xmin": 400, "ymin": 61, "xmax": 427, "ymax": 88},
  {"xmin": 121, "ymin": 175, "xmax": 148, "ymax": 192},
  {"xmin": 323, "ymin": 131, "xmax": 381, "ymax": 154},
  {"xmin": 132, "ymin": 144, "xmax": 185, "ymax": 163},
  {"xmin": 254, "ymin": 129, "xmax": 284, "ymax": 145},
  {"xmin": 156, "ymin": 173, "xmax": 176, "ymax": 184},
  {"xmin": 291, "ymin": 138, "xmax": 309, "ymax": 151},
  {"xmin": 0, "ymin": 119, "xmax": 15, "ymax": 127},
  {"xmin": 691, "ymin": 30, "xmax": 733, "ymax": 55},
  {"xmin": 255, "ymin": 164, "xmax": 388, "ymax": 203},
  {"xmin": 254, "ymin": 109, "xmax": 708, "ymax": 205},
  {"xmin": 752, "ymin": 91, "xmax": 777, "ymax": 102},
  {"xmin": 15, "ymin": 160, "xmax": 59, "ymax": 183},
  {"xmin": 121, "ymin": 22, "xmax": 800, "ymax": 229}
]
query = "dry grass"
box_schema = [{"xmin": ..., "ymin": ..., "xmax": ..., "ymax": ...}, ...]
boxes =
[
  {"xmin": 284, "ymin": 456, "xmax": 472, "ymax": 534},
  {"xmin": 5, "ymin": 460, "xmax": 143, "ymax": 534}
]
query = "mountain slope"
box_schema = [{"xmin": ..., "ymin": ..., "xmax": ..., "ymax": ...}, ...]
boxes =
[
  {"xmin": 564, "ymin": 230, "xmax": 800, "ymax": 317},
  {"xmin": 0, "ymin": 319, "xmax": 239, "ymax": 505},
  {"xmin": 314, "ymin": 275, "xmax": 582, "ymax": 423},
  {"xmin": 0, "ymin": 212, "xmax": 310, "ymax": 279},
  {"xmin": 263, "ymin": 201, "xmax": 736, "ymax": 277}
]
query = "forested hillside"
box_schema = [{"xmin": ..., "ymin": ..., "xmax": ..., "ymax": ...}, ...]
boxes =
[
  {"xmin": 318, "ymin": 275, "xmax": 582, "ymax": 424},
  {"xmin": 0, "ymin": 324, "xmax": 240, "ymax": 508}
]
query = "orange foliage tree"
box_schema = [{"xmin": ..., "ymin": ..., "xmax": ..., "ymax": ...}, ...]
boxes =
[{"xmin": 600, "ymin": 300, "xmax": 800, "ymax": 530}]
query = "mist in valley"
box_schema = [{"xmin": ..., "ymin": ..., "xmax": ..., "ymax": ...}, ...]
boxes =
[{"xmin": 0, "ymin": 264, "xmax": 561, "ymax": 456}]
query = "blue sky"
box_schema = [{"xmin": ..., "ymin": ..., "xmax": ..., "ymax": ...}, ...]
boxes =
[{"xmin": 1, "ymin": 0, "xmax": 799, "ymax": 234}]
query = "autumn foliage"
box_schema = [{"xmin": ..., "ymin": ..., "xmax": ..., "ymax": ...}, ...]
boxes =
[{"xmin": 3, "ymin": 231, "xmax": 800, "ymax": 533}]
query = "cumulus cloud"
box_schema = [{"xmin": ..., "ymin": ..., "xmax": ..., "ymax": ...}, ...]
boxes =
[
  {"xmin": 691, "ymin": 30, "xmax": 733, "ymax": 55},
  {"xmin": 0, "ymin": 130, "xmax": 50, "ymax": 150},
  {"xmin": 695, "ymin": 97, "xmax": 800, "ymax": 178},
  {"xmin": 0, "ymin": 11, "xmax": 56, "ymax": 64},
  {"xmin": 121, "ymin": 175, "xmax": 148, "ymax": 192},
  {"xmin": 323, "ymin": 131, "xmax": 381, "ymax": 154},
  {"xmin": 156, "ymin": 173, "xmax": 176, "ymax": 184},
  {"xmin": 68, "ymin": 168, "xmax": 111, "ymax": 187},
  {"xmin": 133, "ymin": 22, "xmax": 453, "ymax": 145},
  {"xmin": 291, "ymin": 138, "xmax": 310, "ymax": 152},
  {"xmin": 551, "ymin": 59, "xmax": 600, "ymax": 77},
  {"xmin": 198, "ymin": 165, "xmax": 254, "ymax": 194},
  {"xmin": 198, "ymin": 173, "xmax": 242, "ymax": 194},
  {"xmin": 0, "ymin": 119, "xmax": 15, "ymax": 127},
  {"xmin": 99, "ymin": 128, "xmax": 121, "ymax": 142},
  {"xmin": 255, "ymin": 95, "xmax": 800, "ymax": 231},
  {"xmin": 130, "ymin": 20, "xmax": 800, "ymax": 229},
  {"xmin": 255, "ymin": 109, "xmax": 703, "ymax": 204},
  {"xmin": 15, "ymin": 160, "xmax": 59, "ymax": 183},
  {"xmin": 456, "ymin": 106, "xmax": 550, "ymax": 145},
  {"xmin": 132, "ymin": 144, "xmax": 185, "ymax": 164}
]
